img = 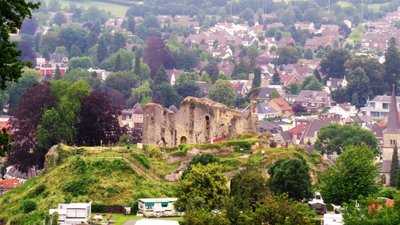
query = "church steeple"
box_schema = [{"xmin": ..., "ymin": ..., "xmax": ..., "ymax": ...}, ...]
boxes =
[{"xmin": 385, "ymin": 85, "xmax": 400, "ymax": 133}]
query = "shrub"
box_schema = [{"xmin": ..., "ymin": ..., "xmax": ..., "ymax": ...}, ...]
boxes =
[
  {"xmin": 133, "ymin": 153, "xmax": 150, "ymax": 169},
  {"xmin": 226, "ymin": 140, "xmax": 252, "ymax": 152},
  {"xmin": 62, "ymin": 176, "xmax": 97, "ymax": 196},
  {"xmin": 27, "ymin": 184, "xmax": 46, "ymax": 198},
  {"xmin": 92, "ymin": 204, "xmax": 126, "ymax": 214},
  {"xmin": 171, "ymin": 144, "xmax": 190, "ymax": 157},
  {"xmin": 20, "ymin": 199, "xmax": 37, "ymax": 213}
]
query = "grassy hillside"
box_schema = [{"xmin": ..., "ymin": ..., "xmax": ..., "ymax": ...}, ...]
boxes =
[{"xmin": 0, "ymin": 138, "xmax": 326, "ymax": 225}]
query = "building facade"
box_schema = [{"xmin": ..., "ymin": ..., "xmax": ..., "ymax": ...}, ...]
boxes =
[
  {"xmin": 361, "ymin": 95, "xmax": 400, "ymax": 119},
  {"xmin": 49, "ymin": 203, "xmax": 91, "ymax": 225},
  {"xmin": 138, "ymin": 198, "xmax": 179, "ymax": 217}
]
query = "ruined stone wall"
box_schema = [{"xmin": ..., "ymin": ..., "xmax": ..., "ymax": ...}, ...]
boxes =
[{"xmin": 143, "ymin": 97, "xmax": 257, "ymax": 147}]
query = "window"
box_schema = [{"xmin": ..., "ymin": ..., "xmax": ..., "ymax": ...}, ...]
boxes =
[
  {"xmin": 383, "ymin": 103, "xmax": 389, "ymax": 109},
  {"xmin": 145, "ymin": 202, "xmax": 154, "ymax": 209},
  {"xmin": 371, "ymin": 112, "xmax": 380, "ymax": 117},
  {"xmin": 370, "ymin": 102, "xmax": 375, "ymax": 108},
  {"xmin": 390, "ymin": 139, "xmax": 397, "ymax": 146},
  {"xmin": 161, "ymin": 202, "xmax": 169, "ymax": 207}
]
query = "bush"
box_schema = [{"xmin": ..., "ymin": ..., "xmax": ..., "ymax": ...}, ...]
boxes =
[
  {"xmin": 62, "ymin": 176, "xmax": 97, "ymax": 196},
  {"xmin": 171, "ymin": 144, "xmax": 190, "ymax": 157},
  {"xmin": 20, "ymin": 199, "xmax": 37, "ymax": 213},
  {"xmin": 92, "ymin": 204, "xmax": 126, "ymax": 214},
  {"xmin": 226, "ymin": 140, "xmax": 252, "ymax": 152},
  {"xmin": 133, "ymin": 153, "xmax": 150, "ymax": 169},
  {"xmin": 27, "ymin": 184, "xmax": 46, "ymax": 198}
]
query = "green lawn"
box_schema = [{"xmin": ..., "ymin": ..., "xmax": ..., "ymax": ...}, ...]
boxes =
[
  {"xmin": 109, "ymin": 214, "xmax": 183, "ymax": 225},
  {"xmin": 48, "ymin": 0, "xmax": 130, "ymax": 17}
]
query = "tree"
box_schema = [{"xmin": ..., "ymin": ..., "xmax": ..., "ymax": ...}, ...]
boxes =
[
  {"xmin": 268, "ymin": 158, "xmax": 312, "ymax": 200},
  {"xmin": 182, "ymin": 210, "xmax": 230, "ymax": 225},
  {"xmin": 182, "ymin": 154, "xmax": 219, "ymax": 179},
  {"xmin": 152, "ymin": 83, "xmax": 181, "ymax": 107},
  {"xmin": 105, "ymin": 71, "xmax": 138, "ymax": 98},
  {"xmin": 77, "ymin": 90, "xmax": 124, "ymax": 146},
  {"xmin": 63, "ymin": 69, "xmax": 101, "ymax": 88},
  {"xmin": 101, "ymin": 49, "xmax": 134, "ymax": 72},
  {"xmin": 58, "ymin": 25, "xmax": 89, "ymax": 56},
  {"xmin": 320, "ymin": 49, "xmax": 350, "ymax": 78},
  {"xmin": 287, "ymin": 83, "xmax": 301, "ymax": 95},
  {"xmin": 97, "ymin": 36, "xmax": 108, "ymax": 63},
  {"xmin": 390, "ymin": 145, "xmax": 399, "ymax": 187},
  {"xmin": 20, "ymin": 18, "xmax": 38, "ymax": 35},
  {"xmin": 314, "ymin": 124, "xmax": 379, "ymax": 155},
  {"xmin": 8, "ymin": 68, "xmax": 39, "ymax": 111},
  {"xmin": 208, "ymin": 80, "xmax": 236, "ymax": 107},
  {"xmin": 176, "ymin": 163, "xmax": 228, "ymax": 211},
  {"xmin": 143, "ymin": 36, "xmax": 174, "ymax": 76},
  {"xmin": 301, "ymin": 76, "xmax": 323, "ymax": 91},
  {"xmin": 346, "ymin": 67, "xmax": 371, "ymax": 108},
  {"xmin": 252, "ymin": 68, "xmax": 261, "ymax": 89},
  {"xmin": 126, "ymin": 16, "xmax": 136, "ymax": 33},
  {"xmin": 204, "ymin": 61, "xmax": 220, "ymax": 83},
  {"xmin": 68, "ymin": 56, "xmax": 93, "ymax": 70},
  {"xmin": 251, "ymin": 194, "xmax": 317, "ymax": 225},
  {"xmin": 319, "ymin": 146, "xmax": 378, "ymax": 204},
  {"xmin": 152, "ymin": 66, "xmax": 169, "ymax": 84},
  {"xmin": 175, "ymin": 74, "xmax": 202, "ymax": 98},
  {"xmin": 275, "ymin": 46, "xmax": 300, "ymax": 65},
  {"xmin": 52, "ymin": 12, "xmax": 67, "ymax": 26},
  {"xmin": 131, "ymin": 81, "xmax": 152, "ymax": 105},
  {"xmin": 230, "ymin": 168, "xmax": 268, "ymax": 210},
  {"xmin": 8, "ymin": 83, "xmax": 56, "ymax": 170},
  {"xmin": 271, "ymin": 70, "xmax": 281, "ymax": 85},
  {"xmin": 384, "ymin": 38, "xmax": 400, "ymax": 90},
  {"xmin": 0, "ymin": 0, "xmax": 39, "ymax": 88},
  {"xmin": 344, "ymin": 197, "xmax": 400, "ymax": 225},
  {"xmin": 54, "ymin": 65, "xmax": 61, "ymax": 80}
]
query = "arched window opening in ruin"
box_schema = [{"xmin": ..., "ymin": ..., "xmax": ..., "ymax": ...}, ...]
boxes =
[
  {"xmin": 205, "ymin": 115, "xmax": 211, "ymax": 142},
  {"xmin": 180, "ymin": 136, "xmax": 187, "ymax": 144},
  {"xmin": 161, "ymin": 137, "xmax": 167, "ymax": 146},
  {"xmin": 163, "ymin": 110, "xmax": 167, "ymax": 116}
]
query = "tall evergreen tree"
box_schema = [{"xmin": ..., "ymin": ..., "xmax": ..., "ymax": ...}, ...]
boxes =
[
  {"xmin": 54, "ymin": 65, "xmax": 61, "ymax": 80},
  {"xmin": 114, "ymin": 54, "xmax": 122, "ymax": 72},
  {"xmin": 271, "ymin": 70, "xmax": 281, "ymax": 85},
  {"xmin": 153, "ymin": 65, "xmax": 169, "ymax": 84},
  {"xmin": 134, "ymin": 54, "xmax": 141, "ymax": 76},
  {"xmin": 390, "ymin": 145, "xmax": 399, "ymax": 187},
  {"xmin": 384, "ymin": 38, "xmax": 400, "ymax": 91},
  {"xmin": 97, "ymin": 37, "xmax": 108, "ymax": 64},
  {"xmin": 252, "ymin": 68, "xmax": 261, "ymax": 89}
]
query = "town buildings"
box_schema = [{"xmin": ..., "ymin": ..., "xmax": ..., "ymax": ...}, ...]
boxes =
[{"xmin": 360, "ymin": 95, "xmax": 400, "ymax": 119}]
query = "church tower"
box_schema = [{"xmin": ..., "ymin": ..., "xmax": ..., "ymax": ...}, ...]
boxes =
[{"xmin": 382, "ymin": 86, "xmax": 400, "ymax": 185}]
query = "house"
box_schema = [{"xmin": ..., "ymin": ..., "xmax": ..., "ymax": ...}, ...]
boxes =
[
  {"xmin": 268, "ymin": 97, "xmax": 293, "ymax": 117},
  {"xmin": 249, "ymin": 87, "xmax": 278, "ymax": 101},
  {"xmin": 256, "ymin": 103, "xmax": 279, "ymax": 120},
  {"xmin": 137, "ymin": 198, "xmax": 179, "ymax": 217},
  {"xmin": 0, "ymin": 179, "xmax": 20, "ymax": 195},
  {"xmin": 119, "ymin": 103, "xmax": 144, "ymax": 129},
  {"xmin": 328, "ymin": 103, "xmax": 357, "ymax": 120},
  {"xmin": 88, "ymin": 68, "xmax": 111, "ymax": 81},
  {"xmin": 360, "ymin": 95, "xmax": 400, "ymax": 119},
  {"xmin": 35, "ymin": 57, "xmax": 68, "ymax": 78},
  {"xmin": 294, "ymin": 90, "xmax": 332, "ymax": 113},
  {"xmin": 49, "ymin": 202, "xmax": 91, "ymax": 225},
  {"xmin": 326, "ymin": 78, "xmax": 347, "ymax": 91},
  {"xmin": 230, "ymin": 80, "xmax": 250, "ymax": 96},
  {"xmin": 323, "ymin": 213, "xmax": 343, "ymax": 225},
  {"xmin": 300, "ymin": 117, "xmax": 340, "ymax": 145}
]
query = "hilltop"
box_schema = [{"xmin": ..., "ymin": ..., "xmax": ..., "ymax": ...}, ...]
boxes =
[{"xmin": 0, "ymin": 138, "xmax": 327, "ymax": 225}]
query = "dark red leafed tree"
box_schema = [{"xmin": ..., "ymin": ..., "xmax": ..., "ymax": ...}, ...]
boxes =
[
  {"xmin": 8, "ymin": 82, "xmax": 56, "ymax": 171},
  {"xmin": 76, "ymin": 90, "xmax": 124, "ymax": 146},
  {"xmin": 143, "ymin": 35, "xmax": 174, "ymax": 77}
]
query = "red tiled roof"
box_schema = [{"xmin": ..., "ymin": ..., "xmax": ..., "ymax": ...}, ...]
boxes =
[{"xmin": 0, "ymin": 179, "xmax": 20, "ymax": 189}]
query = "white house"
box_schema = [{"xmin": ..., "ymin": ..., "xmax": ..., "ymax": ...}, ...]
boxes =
[
  {"xmin": 138, "ymin": 198, "xmax": 179, "ymax": 217},
  {"xmin": 323, "ymin": 213, "xmax": 343, "ymax": 225},
  {"xmin": 49, "ymin": 202, "xmax": 91, "ymax": 225},
  {"xmin": 360, "ymin": 95, "xmax": 400, "ymax": 119}
]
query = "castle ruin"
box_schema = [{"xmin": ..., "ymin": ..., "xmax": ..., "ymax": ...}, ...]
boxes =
[{"xmin": 142, "ymin": 97, "xmax": 257, "ymax": 147}]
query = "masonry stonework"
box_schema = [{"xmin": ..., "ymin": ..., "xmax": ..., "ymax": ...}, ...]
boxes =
[{"xmin": 143, "ymin": 97, "xmax": 257, "ymax": 147}]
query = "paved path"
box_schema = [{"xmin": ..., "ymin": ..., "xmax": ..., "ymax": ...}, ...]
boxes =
[{"xmin": 123, "ymin": 221, "xmax": 136, "ymax": 225}]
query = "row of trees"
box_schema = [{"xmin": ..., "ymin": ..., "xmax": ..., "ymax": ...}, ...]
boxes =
[
  {"xmin": 177, "ymin": 143, "xmax": 390, "ymax": 224},
  {"xmin": 321, "ymin": 39, "xmax": 400, "ymax": 107},
  {"xmin": 8, "ymin": 79, "xmax": 124, "ymax": 171}
]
